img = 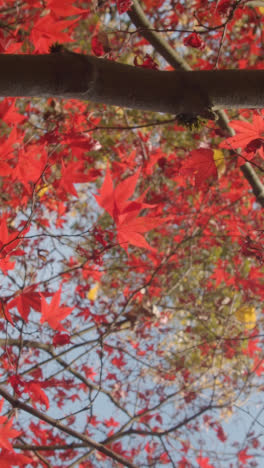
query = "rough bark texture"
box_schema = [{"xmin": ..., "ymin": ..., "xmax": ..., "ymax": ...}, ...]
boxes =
[{"xmin": 1, "ymin": 54, "xmax": 264, "ymax": 115}]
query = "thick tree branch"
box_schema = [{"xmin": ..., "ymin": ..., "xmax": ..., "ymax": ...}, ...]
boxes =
[{"xmin": 1, "ymin": 54, "xmax": 264, "ymax": 112}]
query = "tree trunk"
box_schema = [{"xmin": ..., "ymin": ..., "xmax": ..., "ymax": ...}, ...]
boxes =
[{"xmin": 1, "ymin": 54, "xmax": 264, "ymax": 114}]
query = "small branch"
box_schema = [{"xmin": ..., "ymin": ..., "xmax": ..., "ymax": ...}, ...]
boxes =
[
  {"xmin": 14, "ymin": 443, "xmax": 87, "ymax": 451},
  {"xmin": 128, "ymin": 0, "xmax": 191, "ymax": 71},
  {"xmin": 0, "ymin": 386, "xmax": 138, "ymax": 468}
]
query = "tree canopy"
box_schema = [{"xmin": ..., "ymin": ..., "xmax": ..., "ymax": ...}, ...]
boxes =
[{"xmin": 0, "ymin": 1, "xmax": 264, "ymax": 467}]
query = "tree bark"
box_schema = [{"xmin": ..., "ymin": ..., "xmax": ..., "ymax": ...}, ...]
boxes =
[{"xmin": 0, "ymin": 54, "xmax": 264, "ymax": 114}]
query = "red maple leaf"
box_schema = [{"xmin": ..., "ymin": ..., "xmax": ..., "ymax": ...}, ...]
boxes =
[
  {"xmin": 53, "ymin": 332, "xmax": 71, "ymax": 347},
  {"xmin": 40, "ymin": 286, "xmax": 74, "ymax": 331},
  {"xmin": 196, "ymin": 454, "xmax": 215, "ymax": 468},
  {"xmin": 9, "ymin": 376, "xmax": 50, "ymax": 409},
  {"xmin": 181, "ymin": 148, "xmax": 217, "ymax": 188},
  {"xmin": 184, "ymin": 32, "xmax": 205, "ymax": 49},
  {"xmin": 116, "ymin": 0, "xmax": 133, "ymax": 14},
  {"xmin": 242, "ymin": 337, "xmax": 261, "ymax": 357},
  {"xmin": 95, "ymin": 166, "xmax": 142, "ymax": 218},
  {"xmin": 238, "ymin": 448, "xmax": 253, "ymax": 464},
  {"xmin": 12, "ymin": 144, "xmax": 47, "ymax": 188},
  {"xmin": 111, "ymin": 354, "xmax": 127, "ymax": 368},
  {"xmin": 25, "ymin": 381, "xmax": 50, "ymax": 410},
  {"xmin": 9, "ymin": 375, "xmax": 24, "ymax": 397},
  {"xmin": 0, "ymin": 216, "xmax": 21, "ymax": 255},
  {"xmin": 134, "ymin": 54, "xmax": 158, "ymax": 70},
  {"xmin": 7, "ymin": 285, "xmax": 45, "ymax": 322},
  {"xmin": 0, "ymin": 403, "xmax": 21, "ymax": 451},
  {"xmin": 104, "ymin": 417, "xmax": 120, "ymax": 428},
  {"xmin": 0, "ymin": 258, "xmax": 15, "ymax": 276},
  {"xmin": 0, "ymin": 451, "xmax": 32, "ymax": 468},
  {"xmin": 92, "ymin": 34, "xmax": 105, "ymax": 57},
  {"xmin": 117, "ymin": 214, "xmax": 163, "ymax": 252},
  {"xmin": 82, "ymin": 366, "xmax": 97, "ymax": 381},
  {"xmin": 47, "ymin": 0, "xmax": 86, "ymax": 18},
  {"xmin": 216, "ymin": 424, "xmax": 227, "ymax": 442},
  {"xmin": 178, "ymin": 457, "xmax": 191, "ymax": 468},
  {"xmin": 220, "ymin": 113, "xmax": 264, "ymax": 158},
  {"xmin": 30, "ymin": 15, "xmax": 76, "ymax": 52},
  {"xmin": 0, "ymin": 99, "xmax": 26, "ymax": 126},
  {"xmin": 95, "ymin": 167, "xmax": 168, "ymax": 251},
  {"xmin": 0, "ymin": 128, "xmax": 20, "ymax": 177},
  {"xmin": 58, "ymin": 161, "xmax": 94, "ymax": 197},
  {"xmin": 253, "ymin": 357, "xmax": 264, "ymax": 376}
]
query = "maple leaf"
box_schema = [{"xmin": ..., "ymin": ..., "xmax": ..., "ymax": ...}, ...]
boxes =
[
  {"xmin": 40, "ymin": 286, "xmax": 74, "ymax": 331},
  {"xmin": 117, "ymin": 0, "xmax": 133, "ymax": 14},
  {"xmin": 53, "ymin": 332, "xmax": 71, "ymax": 347},
  {"xmin": 178, "ymin": 457, "xmax": 191, "ymax": 468},
  {"xmin": 0, "ymin": 128, "xmax": 20, "ymax": 177},
  {"xmin": 220, "ymin": 114, "xmax": 264, "ymax": 158},
  {"xmin": 253, "ymin": 357, "xmax": 264, "ymax": 376},
  {"xmin": 92, "ymin": 35, "xmax": 105, "ymax": 57},
  {"xmin": 0, "ymin": 99, "xmax": 25, "ymax": 126},
  {"xmin": 30, "ymin": 15, "xmax": 76, "ymax": 52},
  {"xmin": 238, "ymin": 448, "xmax": 253, "ymax": 464},
  {"xmin": 95, "ymin": 166, "xmax": 141, "ymax": 218},
  {"xmin": 104, "ymin": 417, "xmax": 120, "ymax": 428},
  {"xmin": 47, "ymin": 0, "xmax": 86, "ymax": 18},
  {"xmin": 0, "ymin": 215, "xmax": 29, "ymax": 259},
  {"xmin": 95, "ymin": 167, "xmax": 167, "ymax": 251},
  {"xmin": 0, "ymin": 418, "xmax": 21, "ymax": 451},
  {"xmin": 196, "ymin": 454, "xmax": 215, "ymax": 468},
  {"xmin": 117, "ymin": 214, "xmax": 164, "ymax": 252},
  {"xmin": 87, "ymin": 415, "xmax": 99, "ymax": 427},
  {"xmin": 134, "ymin": 54, "xmax": 158, "ymax": 70},
  {"xmin": 159, "ymin": 452, "xmax": 171, "ymax": 464},
  {"xmin": 12, "ymin": 144, "xmax": 47, "ymax": 188},
  {"xmin": 26, "ymin": 381, "xmax": 50, "ymax": 410},
  {"xmin": 58, "ymin": 161, "xmax": 93, "ymax": 197},
  {"xmin": 180, "ymin": 149, "xmax": 218, "ymax": 188},
  {"xmin": 0, "ymin": 258, "xmax": 15, "ymax": 275},
  {"xmin": 7, "ymin": 285, "xmax": 44, "ymax": 322},
  {"xmin": 0, "ymin": 451, "xmax": 32, "ymax": 468},
  {"xmin": 242, "ymin": 337, "xmax": 261, "ymax": 357},
  {"xmin": 111, "ymin": 354, "xmax": 127, "ymax": 368},
  {"xmin": 9, "ymin": 375, "xmax": 24, "ymax": 396},
  {"xmin": 82, "ymin": 365, "xmax": 97, "ymax": 381},
  {"xmin": 184, "ymin": 32, "xmax": 205, "ymax": 49},
  {"xmin": 216, "ymin": 424, "xmax": 227, "ymax": 442}
]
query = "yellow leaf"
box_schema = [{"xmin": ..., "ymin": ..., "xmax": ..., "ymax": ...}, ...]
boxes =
[
  {"xmin": 259, "ymin": 7, "xmax": 264, "ymax": 14},
  {"xmin": 38, "ymin": 185, "xmax": 49, "ymax": 197},
  {"xmin": 213, "ymin": 149, "xmax": 225, "ymax": 178},
  {"xmin": 115, "ymin": 108, "xmax": 124, "ymax": 117},
  {"xmin": 87, "ymin": 282, "xmax": 100, "ymax": 301},
  {"xmin": 235, "ymin": 305, "xmax": 256, "ymax": 330}
]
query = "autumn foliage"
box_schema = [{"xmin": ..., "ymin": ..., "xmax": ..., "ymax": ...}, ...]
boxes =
[{"xmin": 0, "ymin": 0, "xmax": 264, "ymax": 467}]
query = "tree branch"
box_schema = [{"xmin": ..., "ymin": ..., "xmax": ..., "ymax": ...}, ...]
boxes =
[
  {"xmin": 128, "ymin": 0, "xmax": 191, "ymax": 70},
  {"xmin": 0, "ymin": 386, "xmax": 137, "ymax": 468},
  {"xmin": 127, "ymin": 0, "xmax": 264, "ymax": 207},
  {"xmin": 0, "ymin": 54, "xmax": 264, "ymax": 111}
]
